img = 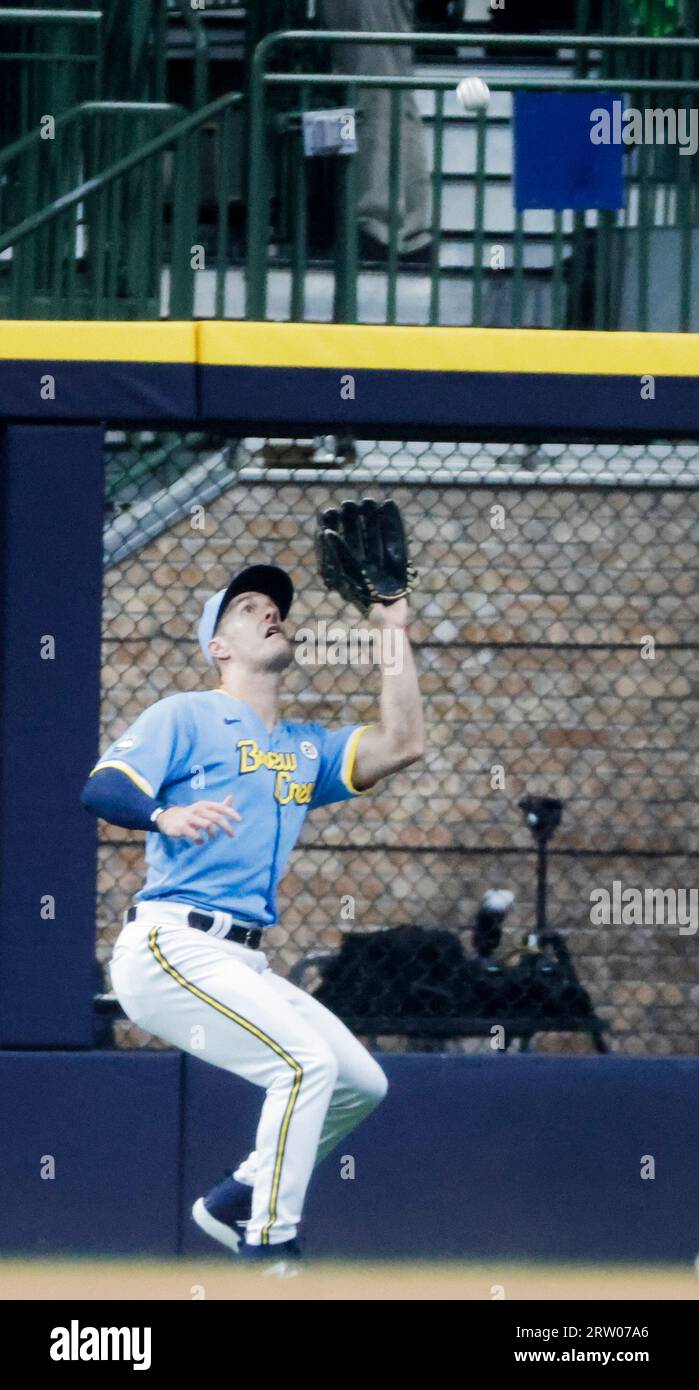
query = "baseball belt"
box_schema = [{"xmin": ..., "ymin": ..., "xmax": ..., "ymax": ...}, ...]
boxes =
[{"xmin": 125, "ymin": 903, "xmax": 263, "ymax": 950}]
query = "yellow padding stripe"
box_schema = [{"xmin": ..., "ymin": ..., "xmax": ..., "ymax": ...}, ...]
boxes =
[
  {"xmin": 0, "ymin": 320, "xmax": 196, "ymax": 362},
  {"xmin": 89, "ymin": 760, "xmax": 155, "ymax": 798},
  {"xmin": 147, "ymin": 927, "xmax": 302, "ymax": 1247},
  {"xmin": 199, "ymin": 321, "xmax": 699, "ymax": 378},
  {"xmin": 2, "ymin": 319, "xmax": 697, "ymax": 376},
  {"xmin": 342, "ymin": 724, "xmax": 373, "ymax": 796}
]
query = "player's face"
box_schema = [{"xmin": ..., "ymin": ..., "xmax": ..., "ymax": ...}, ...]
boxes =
[{"xmin": 216, "ymin": 592, "xmax": 293, "ymax": 672}]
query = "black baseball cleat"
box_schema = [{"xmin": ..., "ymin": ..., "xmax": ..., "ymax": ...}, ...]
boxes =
[{"xmin": 191, "ymin": 1173, "xmax": 252, "ymax": 1255}]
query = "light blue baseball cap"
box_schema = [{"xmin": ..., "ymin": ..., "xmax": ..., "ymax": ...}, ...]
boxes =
[{"xmin": 198, "ymin": 564, "xmax": 294, "ymax": 665}]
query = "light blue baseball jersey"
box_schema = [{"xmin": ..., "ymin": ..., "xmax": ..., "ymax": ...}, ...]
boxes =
[{"xmin": 92, "ymin": 691, "xmax": 371, "ymax": 926}]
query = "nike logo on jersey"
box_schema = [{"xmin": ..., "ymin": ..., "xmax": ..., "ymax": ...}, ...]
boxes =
[{"xmin": 224, "ymin": 718, "xmax": 240, "ymax": 724}]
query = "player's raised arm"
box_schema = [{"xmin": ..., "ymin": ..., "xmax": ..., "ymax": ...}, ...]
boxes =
[
  {"xmin": 315, "ymin": 498, "xmax": 425, "ymax": 791},
  {"xmin": 351, "ymin": 596, "xmax": 424, "ymax": 791}
]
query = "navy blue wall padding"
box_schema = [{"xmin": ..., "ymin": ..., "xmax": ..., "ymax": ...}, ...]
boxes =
[
  {"xmin": 0, "ymin": 426, "xmax": 105, "ymax": 1045},
  {"xmin": 198, "ymin": 366, "xmax": 699, "ymax": 437},
  {"xmin": 0, "ymin": 362, "xmax": 196, "ymax": 422},
  {"xmin": 0, "ymin": 1053, "xmax": 181, "ymax": 1254},
  {"xmin": 0, "ymin": 358, "xmax": 698, "ymax": 436},
  {"xmin": 181, "ymin": 1054, "xmax": 699, "ymax": 1262},
  {"xmin": 0, "ymin": 1052, "xmax": 697, "ymax": 1259},
  {"xmin": 514, "ymin": 92, "xmax": 624, "ymax": 211}
]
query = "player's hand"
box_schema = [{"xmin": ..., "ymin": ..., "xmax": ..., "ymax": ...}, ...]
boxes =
[{"xmin": 156, "ymin": 795, "xmax": 241, "ymax": 845}]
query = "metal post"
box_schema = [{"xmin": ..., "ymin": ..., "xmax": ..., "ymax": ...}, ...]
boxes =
[
  {"xmin": 246, "ymin": 43, "xmax": 272, "ymax": 319},
  {"xmin": 334, "ymin": 81, "xmax": 358, "ymax": 325},
  {"xmin": 386, "ymin": 85, "xmax": 401, "ymax": 326},
  {"xmin": 428, "ymin": 87, "xmax": 444, "ymax": 326}
]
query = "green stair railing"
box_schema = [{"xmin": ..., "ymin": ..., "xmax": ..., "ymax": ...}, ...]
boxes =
[
  {"xmin": 0, "ymin": 91, "xmax": 243, "ymax": 319},
  {"xmin": 0, "ymin": 102, "xmax": 184, "ymax": 319}
]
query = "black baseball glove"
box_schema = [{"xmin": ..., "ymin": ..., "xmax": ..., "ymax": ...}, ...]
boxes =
[{"xmin": 315, "ymin": 497, "xmax": 418, "ymax": 617}]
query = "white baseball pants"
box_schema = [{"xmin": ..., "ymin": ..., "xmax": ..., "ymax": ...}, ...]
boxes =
[{"xmin": 109, "ymin": 901, "xmax": 388, "ymax": 1246}]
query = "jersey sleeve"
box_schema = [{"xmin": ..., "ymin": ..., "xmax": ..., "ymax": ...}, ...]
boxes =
[
  {"xmin": 309, "ymin": 724, "xmax": 373, "ymax": 808},
  {"xmin": 88, "ymin": 695, "xmax": 193, "ymax": 799}
]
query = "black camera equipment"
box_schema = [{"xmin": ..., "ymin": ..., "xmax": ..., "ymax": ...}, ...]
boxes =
[
  {"xmin": 511, "ymin": 795, "xmax": 607, "ymax": 1050},
  {"xmin": 291, "ymin": 794, "xmax": 608, "ymax": 1052},
  {"xmin": 518, "ymin": 795, "xmax": 563, "ymax": 944}
]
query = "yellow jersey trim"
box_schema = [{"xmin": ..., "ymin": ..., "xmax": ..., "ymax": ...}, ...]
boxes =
[
  {"xmin": 341, "ymin": 724, "xmax": 373, "ymax": 796},
  {"xmin": 89, "ymin": 760, "xmax": 156, "ymax": 798},
  {"xmin": 147, "ymin": 927, "xmax": 302, "ymax": 1247}
]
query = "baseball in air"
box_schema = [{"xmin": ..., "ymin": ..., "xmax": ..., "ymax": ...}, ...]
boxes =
[{"xmin": 456, "ymin": 76, "xmax": 491, "ymax": 111}]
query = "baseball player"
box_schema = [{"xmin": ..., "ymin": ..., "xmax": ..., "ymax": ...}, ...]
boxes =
[{"xmin": 81, "ymin": 502, "xmax": 423, "ymax": 1273}]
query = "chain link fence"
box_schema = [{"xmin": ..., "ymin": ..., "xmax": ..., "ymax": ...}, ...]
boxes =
[{"xmin": 96, "ymin": 432, "xmax": 699, "ymax": 1054}]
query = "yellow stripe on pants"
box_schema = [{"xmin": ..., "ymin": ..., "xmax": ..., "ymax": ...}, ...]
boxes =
[{"xmin": 147, "ymin": 926, "xmax": 302, "ymax": 1245}]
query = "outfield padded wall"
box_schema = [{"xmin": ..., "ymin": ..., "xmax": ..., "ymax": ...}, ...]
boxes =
[
  {"xmin": 0, "ymin": 426, "xmax": 104, "ymax": 1046},
  {"xmin": 0, "ymin": 323, "xmax": 698, "ymax": 434},
  {"xmin": 183, "ymin": 1054, "xmax": 699, "ymax": 1262},
  {"xmin": 0, "ymin": 1053, "xmax": 180, "ymax": 1255},
  {"xmin": 199, "ymin": 324, "xmax": 699, "ymax": 437},
  {"xmin": 0, "ymin": 323, "xmax": 197, "ymax": 422},
  {"xmin": 1, "ymin": 1052, "xmax": 698, "ymax": 1259}
]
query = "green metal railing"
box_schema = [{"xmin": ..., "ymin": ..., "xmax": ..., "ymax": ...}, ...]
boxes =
[
  {"xmin": 98, "ymin": 1, "xmax": 167, "ymax": 105},
  {"xmin": 245, "ymin": 30, "xmax": 699, "ymax": 329},
  {"xmin": 0, "ymin": 92, "xmax": 243, "ymax": 319},
  {"xmin": 0, "ymin": 102, "xmax": 182, "ymax": 319},
  {"xmin": 0, "ymin": 9, "xmax": 104, "ymax": 145},
  {"xmin": 174, "ymin": 1, "xmax": 210, "ymax": 110},
  {"xmin": 0, "ymin": 3, "xmax": 210, "ymax": 130},
  {"xmin": 2, "ymin": 24, "xmax": 698, "ymax": 326}
]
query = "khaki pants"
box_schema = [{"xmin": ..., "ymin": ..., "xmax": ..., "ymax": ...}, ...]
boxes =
[{"xmin": 319, "ymin": 0, "xmax": 432, "ymax": 252}]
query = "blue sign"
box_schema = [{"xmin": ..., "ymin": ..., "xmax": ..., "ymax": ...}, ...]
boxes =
[{"xmin": 514, "ymin": 92, "xmax": 624, "ymax": 210}]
